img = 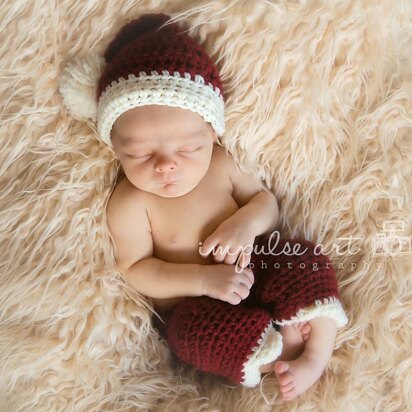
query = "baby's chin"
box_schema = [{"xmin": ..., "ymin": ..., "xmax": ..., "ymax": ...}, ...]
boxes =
[{"xmin": 150, "ymin": 181, "xmax": 198, "ymax": 198}]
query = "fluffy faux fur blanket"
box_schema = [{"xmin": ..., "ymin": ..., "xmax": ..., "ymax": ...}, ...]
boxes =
[{"xmin": 1, "ymin": 0, "xmax": 411, "ymax": 411}]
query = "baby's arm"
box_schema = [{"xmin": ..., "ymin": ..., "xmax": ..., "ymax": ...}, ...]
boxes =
[
  {"xmin": 227, "ymin": 155, "xmax": 279, "ymax": 236},
  {"xmin": 106, "ymin": 185, "xmax": 252, "ymax": 303},
  {"xmin": 106, "ymin": 187, "xmax": 204, "ymax": 298},
  {"xmin": 123, "ymin": 259, "xmax": 204, "ymax": 299},
  {"xmin": 200, "ymin": 153, "xmax": 280, "ymax": 266}
]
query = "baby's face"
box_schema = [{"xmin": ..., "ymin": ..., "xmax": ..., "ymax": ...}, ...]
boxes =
[{"xmin": 110, "ymin": 105, "xmax": 217, "ymax": 198}]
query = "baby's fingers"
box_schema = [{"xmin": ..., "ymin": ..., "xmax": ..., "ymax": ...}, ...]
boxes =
[
  {"xmin": 237, "ymin": 251, "xmax": 251, "ymax": 269},
  {"xmin": 242, "ymin": 267, "xmax": 254, "ymax": 286},
  {"xmin": 199, "ymin": 236, "xmax": 219, "ymax": 257},
  {"xmin": 212, "ymin": 243, "xmax": 235, "ymax": 263},
  {"xmin": 224, "ymin": 249, "xmax": 241, "ymax": 265}
]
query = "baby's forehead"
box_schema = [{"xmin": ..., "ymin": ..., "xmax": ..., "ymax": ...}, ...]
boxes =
[
  {"xmin": 113, "ymin": 105, "xmax": 211, "ymax": 134},
  {"xmin": 116, "ymin": 129, "xmax": 206, "ymax": 149}
]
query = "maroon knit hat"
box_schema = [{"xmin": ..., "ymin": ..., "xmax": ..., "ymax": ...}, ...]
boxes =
[{"xmin": 59, "ymin": 13, "xmax": 226, "ymax": 148}]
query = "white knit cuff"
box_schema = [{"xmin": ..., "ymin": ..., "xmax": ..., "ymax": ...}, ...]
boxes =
[
  {"xmin": 97, "ymin": 71, "xmax": 225, "ymax": 147},
  {"xmin": 241, "ymin": 323, "xmax": 283, "ymax": 387},
  {"xmin": 273, "ymin": 297, "xmax": 349, "ymax": 328}
]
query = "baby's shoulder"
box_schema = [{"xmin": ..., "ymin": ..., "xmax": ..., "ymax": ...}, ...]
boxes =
[
  {"xmin": 109, "ymin": 175, "xmax": 147, "ymax": 208},
  {"xmin": 106, "ymin": 175, "xmax": 150, "ymax": 232},
  {"xmin": 106, "ymin": 176, "xmax": 152, "ymax": 272},
  {"xmin": 210, "ymin": 144, "xmax": 236, "ymax": 175}
]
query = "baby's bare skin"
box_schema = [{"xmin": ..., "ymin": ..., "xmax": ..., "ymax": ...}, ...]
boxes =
[
  {"xmin": 259, "ymin": 318, "xmax": 338, "ymax": 400},
  {"xmin": 112, "ymin": 144, "xmax": 239, "ymax": 312},
  {"xmin": 275, "ymin": 317, "xmax": 337, "ymax": 400},
  {"xmin": 107, "ymin": 104, "xmax": 338, "ymax": 400}
]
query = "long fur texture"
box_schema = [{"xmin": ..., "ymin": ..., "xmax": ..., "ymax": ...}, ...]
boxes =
[{"xmin": 1, "ymin": 0, "xmax": 411, "ymax": 411}]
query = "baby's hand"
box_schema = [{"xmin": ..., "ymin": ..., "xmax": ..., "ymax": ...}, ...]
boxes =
[
  {"xmin": 199, "ymin": 263, "xmax": 254, "ymax": 305},
  {"xmin": 199, "ymin": 217, "xmax": 256, "ymax": 268}
]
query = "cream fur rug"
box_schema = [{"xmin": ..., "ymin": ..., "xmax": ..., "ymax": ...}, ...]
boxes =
[{"xmin": 1, "ymin": 0, "xmax": 411, "ymax": 411}]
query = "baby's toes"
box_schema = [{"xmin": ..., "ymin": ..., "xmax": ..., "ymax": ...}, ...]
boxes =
[
  {"xmin": 279, "ymin": 373, "xmax": 293, "ymax": 388},
  {"xmin": 280, "ymin": 381, "xmax": 295, "ymax": 393},
  {"xmin": 297, "ymin": 321, "xmax": 308, "ymax": 330},
  {"xmin": 274, "ymin": 361, "xmax": 293, "ymax": 386},
  {"xmin": 301, "ymin": 323, "xmax": 311, "ymax": 334},
  {"xmin": 274, "ymin": 361, "xmax": 289, "ymax": 377},
  {"xmin": 301, "ymin": 324, "xmax": 311, "ymax": 341},
  {"xmin": 282, "ymin": 386, "xmax": 298, "ymax": 401}
]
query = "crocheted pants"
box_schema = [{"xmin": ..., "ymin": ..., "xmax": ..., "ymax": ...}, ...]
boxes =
[{"xmin": 153, "ymin": 232, "xmax": 348, "ymax": 387}]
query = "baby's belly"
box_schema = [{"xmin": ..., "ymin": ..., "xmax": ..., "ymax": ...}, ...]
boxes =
[
  {"xmin": 150, "ymin": 237, "xmax": 218, "ymax": 314},
  {"xmin": 149, "ymin": 203, "xmax": 239, "ymax": 314}
]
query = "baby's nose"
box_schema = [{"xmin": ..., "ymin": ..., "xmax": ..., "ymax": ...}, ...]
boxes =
[{"xmin": 155, "ymin": 156, "xmax": 177, "ymax": 172}]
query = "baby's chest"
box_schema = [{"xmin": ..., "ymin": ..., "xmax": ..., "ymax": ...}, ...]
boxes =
[{"xmin": 149, "ymin": 190, "xmax": 239, "ymax": 264}]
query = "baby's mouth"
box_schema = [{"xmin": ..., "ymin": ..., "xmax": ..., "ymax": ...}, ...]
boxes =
[{"xmin": 160, "ymin": 180, "xmax": 178, "ymax": 185}]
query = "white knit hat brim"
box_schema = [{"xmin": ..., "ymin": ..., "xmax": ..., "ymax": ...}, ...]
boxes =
[{"xmin": 97, "ymin": 71, "xmax": 225, "ymax": 147}]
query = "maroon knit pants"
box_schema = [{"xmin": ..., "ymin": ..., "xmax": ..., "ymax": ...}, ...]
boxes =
[{"xmin": 153, "ymin": 232, "xmax": 348, "ymax": 387}]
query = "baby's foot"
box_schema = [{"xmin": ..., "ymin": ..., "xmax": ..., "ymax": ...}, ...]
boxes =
[
  {"xmin": 278, "ymin": 321, "xmax": 312, "ymax": 361},
  {"xmin": 274, "ymin": 353, "xmax": 325, "ymax": 401},
  {"xmin": 297, "ymin": 321, "xmax": 311, "ymax": 341},
  {"xmin": 259, "ymin": 321, "xmax": 311, "ymax": 373}
]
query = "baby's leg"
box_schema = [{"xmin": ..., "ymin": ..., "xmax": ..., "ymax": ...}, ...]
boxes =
[
  {"xmin": 250, "ymin": 236, "xmax": 348, "ymax": 394},
  {"xmin": 165, "ymin": 296, "xmax": 283, "ymax": 387},
  {"xmin": 275, "ymin": 316, "xmax": 337, "ymax": 401},
  {"xmin": 259, "ymin": 321, "xmax": 311, "ymax": 373},
  {"xmin": 278, "ymin": 321, "xmax": 311, "ymax": 361}
]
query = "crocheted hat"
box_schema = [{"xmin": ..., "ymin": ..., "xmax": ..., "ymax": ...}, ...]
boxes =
[{"xmin": 59, "ymin": 13, "xmax": 225, "ymax": 148}]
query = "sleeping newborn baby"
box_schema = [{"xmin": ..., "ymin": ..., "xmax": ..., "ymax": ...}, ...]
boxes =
[
  {"xmin": 106, "ymin": 104, "xmax": 344, "ymax": 400},
  {"xmin": 60, "ymin": 13, "xmax": 348, "ymax": 400}
]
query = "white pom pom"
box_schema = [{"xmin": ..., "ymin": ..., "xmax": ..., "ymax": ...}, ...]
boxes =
[{"xmin": 59, "ymin": 53, "xmax": 106, "ymax": 122}]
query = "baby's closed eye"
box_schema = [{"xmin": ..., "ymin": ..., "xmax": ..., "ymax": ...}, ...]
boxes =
[
  {"xmin": 126, "ymin": 146, "xmax": 202, "ymax": 160},
  {"xmin": 127, "ymin": 153, "xmax": 152, "ymax": 159},
  {"xmin": 177, "ymin": 146, "xmax": 202, "ymax": 153}
]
